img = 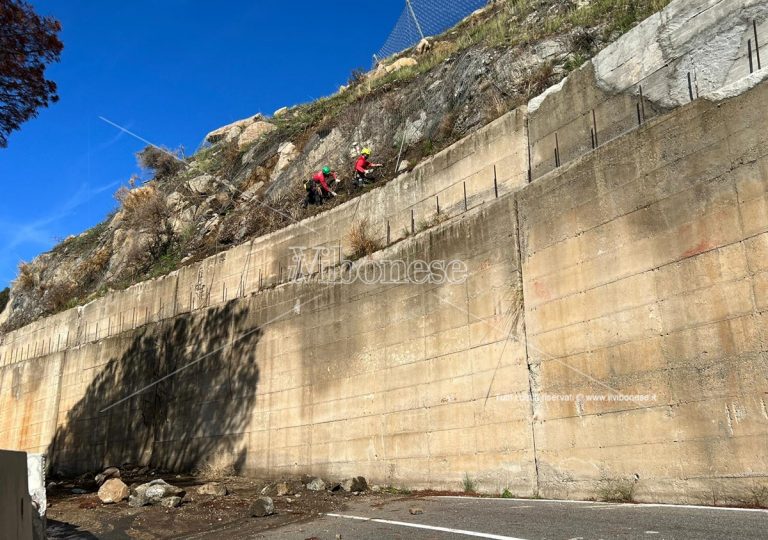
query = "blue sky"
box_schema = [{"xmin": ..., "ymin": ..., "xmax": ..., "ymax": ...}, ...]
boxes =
[{"xmin": 0, "ymin": 1, "xmax": 405, "ymax": 288}]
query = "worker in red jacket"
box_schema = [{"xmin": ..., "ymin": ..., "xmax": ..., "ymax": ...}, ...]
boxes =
[
  {"xmin": 354, "ymin": 148, "xmax": 383, "ymax": 186},
  {"xmin": 303, "ymin": 166, "xmax": 338, "ymax": 208}
]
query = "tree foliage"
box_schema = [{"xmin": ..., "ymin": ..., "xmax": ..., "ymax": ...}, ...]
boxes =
[{"xmin": 0, "ymin": 0, "xmax": 63, "ymax": 147}]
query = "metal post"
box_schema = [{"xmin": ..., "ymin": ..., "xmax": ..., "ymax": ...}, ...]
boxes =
[
  {"xmin": 411, "ymin": 209, "xmax": 415, "ymax": 234},
  {"xmin": 554, "ymin": 133, "xmax": 561, "ymax": 167},
  {"xmin": 493, "ymin": 165, "xmax": 498, "ymax": 198},
  {"xmin": 406, "ymin": 0, "xmax": 425, "ymax": 41},
  {"xmin": 591, "ymin": 110, "xmax": 598, "ymax": 146},
  {"xmin": 463, "ymin": 182, "xmax": 468, "ymax": 211},
  {"xmin": 436, "ymin": 196, "xmax": 440, "ymax": 215},
  {"xmin": 639, "ymin": 85, "xmax": 645, "ymax": 123},
  {"xmin": 387, "ymin": 221, "xmax": 391, "ymax": 244},
  {"xmin": 687, "ymin": 72, "xmax": 694, "ymax": 101},
  {"xmin": 749, "ymin": 39, "xmax": 754, "ymax": 74},
  {"xmin": 755, "ymin": 20, "xmax": 762, "ymax": 70}
]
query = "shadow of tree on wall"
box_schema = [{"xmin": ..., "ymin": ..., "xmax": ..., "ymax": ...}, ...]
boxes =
[{"xmin": 47, "ymin": 300, "xmax": 262, "ymax": 476}]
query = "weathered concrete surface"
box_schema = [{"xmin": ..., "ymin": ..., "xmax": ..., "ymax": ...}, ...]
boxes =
[
  {"xmin": 519, "ymin": 81, "xmax": 768, "ymax": 503},
  {"xmin": 0, "ymin": 449, "xmax": 34, "ymax": 540},
  {"xmin": 38, "ymin": 196, "xmax": 535, "ymax": 494}
]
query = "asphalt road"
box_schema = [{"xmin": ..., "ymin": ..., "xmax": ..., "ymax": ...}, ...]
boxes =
[{"xmin": 252, "ymin": 496, "xmax": 768, "ymax": 540}]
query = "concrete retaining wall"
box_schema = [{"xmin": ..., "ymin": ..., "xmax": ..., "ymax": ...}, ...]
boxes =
[
  {"xmin": 1, "ymin": 0, "xmax": 767, "ymax": 504},
  {"xmin": 519, "ymin": 83, "xmax": 768, "ymax": 503}
]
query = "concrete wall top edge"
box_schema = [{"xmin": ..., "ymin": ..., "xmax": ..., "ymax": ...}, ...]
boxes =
[{"xmin": 0, "ymin": 107, "xmax": 528, "ymax": 354}]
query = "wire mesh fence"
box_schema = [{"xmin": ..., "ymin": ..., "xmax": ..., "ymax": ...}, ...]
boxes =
[{"xmin": 375, "ymin": 0, "xmax": 490, "ymax": 62}]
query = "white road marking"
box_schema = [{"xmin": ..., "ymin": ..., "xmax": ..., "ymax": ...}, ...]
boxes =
[
  {"xmin": 435, "ymin": 496, "xmax": 768, "ymax": 513},
  {"xmin": 325, "ymin": 513, "xmax": 530, "ymax": 540}
]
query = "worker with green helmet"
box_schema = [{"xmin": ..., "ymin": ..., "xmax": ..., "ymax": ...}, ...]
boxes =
[{"xmin": 303, "ymin": 166, "xmax": 339, "ymax": 208}]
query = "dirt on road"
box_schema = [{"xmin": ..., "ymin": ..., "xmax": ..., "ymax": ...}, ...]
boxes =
[{"xmin": 46, "ymin": 473, "xmax": 435, "ymax": 539}]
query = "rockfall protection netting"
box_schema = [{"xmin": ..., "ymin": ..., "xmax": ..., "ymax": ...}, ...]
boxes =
[{"xmin": 375, "ymin": 0, "xmax": 490, "ymax": 62}]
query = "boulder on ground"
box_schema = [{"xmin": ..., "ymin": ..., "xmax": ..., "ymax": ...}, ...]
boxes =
[
  {"xmin": 98, "ymin": 478, "xmax": 129, "ymax": 504},
  {"xmin": 188, "ymin": 174, "xmax": 216, "ymax": 195},
  {"xmin": 95, "ymin": 466, "xmax": 121, "ymax": 487},
  {"xmin": 415, "ymin": 38, "xmax": 432, "ymax": 55},
  {"xmin": 249, "ymin": 496, "xmax": 275, "ymax": 517},
  {"xmin": 276, "ymin": 482, "xmax": 290, "ymax": 496},
  {"xmin": 161, "ymin": 496, "xmax": 183, "ymax": 508},
  {"xmin": 129, "ymin": 479, "xmax": 185, "ymax": 507},
  {"xmin": 271, "ymin": 142, "xmax": 298, "ymax": 180},
  {"xmin": 373, "ymin": 57, "xmax": 418, "ymax": 79},
  {"xmin": 197, "ymin": 482, "xmax": 228, "ymax": 497},
  {"xmin": 238, "ymin": 121, "xmax": 277, "ymax": 149},
  {"xmin": 337, "ymin": 476, "xmax": 368, "ymax": 493},
  {"xmin": 305, "ymin": 477, "xmax": 326, "ymax": 491},
  {"xmin": 204, "ymin": 114, "xmax": 264, "ymax": 144}
]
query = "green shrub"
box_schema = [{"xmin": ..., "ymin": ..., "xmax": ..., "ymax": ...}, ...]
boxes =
[
  {"xmin": 463, "ymin": 473, "xmax": 477, "ymax": 493},
  {"xmin": 0, "ymin": 287, "xmax": 9, "ymax": 313}
]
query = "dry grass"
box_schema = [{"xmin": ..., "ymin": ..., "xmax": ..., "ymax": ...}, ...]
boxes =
[
  {"xmin": 195, "ymin": 458, "xmax": 237, "ymax": 480},
  {"xmin": 79, "ymin": 246, "xmax": 112, "ymax": 281},
  {"xmin": 597, "ymin": 477, "xmax": 636, "ymax": 503},
  {"xmin": 115, "ymin": 185, "xmax": 171, "ymax": 235},
  {"xmin": 44, "ymin": 280, "xmax": 79, "ymax": 312},
  {"xmin": 16, "ymin": 262, "xmax": 39, "ymax": 289},
  {"xmin": 137, "ymin": 145, "xmax": 185, "ymax": 179},
  {"xmin": 214, "ymin": 140, "xmax": 243, "ymax": 180},
  {"xmin": 346, "ymin": 218, "xmax": 381, "ymax": 260}
]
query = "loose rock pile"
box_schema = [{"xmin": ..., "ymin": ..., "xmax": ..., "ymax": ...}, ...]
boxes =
[{"xmin": 129, "ymin": 479, "xmax": 186, "ymax": 508}]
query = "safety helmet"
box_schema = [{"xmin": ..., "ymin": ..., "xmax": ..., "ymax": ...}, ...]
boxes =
[
  {"xmin": 361, "ymin": 148, "xmax": 371, "ymax": 156},
  {"xmin": 322, "ymin": 166, "xmax": 331, "ymax": 175}
]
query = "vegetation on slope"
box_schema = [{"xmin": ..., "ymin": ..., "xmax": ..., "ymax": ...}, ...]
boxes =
[{"xmin": 1, "ymin": 0, "xmax": 671, "ymax": 332}]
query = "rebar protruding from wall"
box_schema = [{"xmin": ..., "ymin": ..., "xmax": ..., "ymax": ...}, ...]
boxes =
[{"xmin": 688, "ymin": 72, "xmax": 694, "ymax": 101}]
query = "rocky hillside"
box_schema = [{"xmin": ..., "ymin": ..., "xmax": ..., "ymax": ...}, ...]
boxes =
[{"xmin": 1, "ymin": 0, "xmax": 671, "ymax": 331}]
